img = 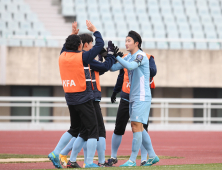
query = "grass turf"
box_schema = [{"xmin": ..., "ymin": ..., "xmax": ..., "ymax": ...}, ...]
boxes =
[
  {"xmin": 0, "ymin": 154, "xmax": 181, "ymax": 160},
  {"xmin": 34, "ymin": 163, "xmax": 222, "ymax": 170}
]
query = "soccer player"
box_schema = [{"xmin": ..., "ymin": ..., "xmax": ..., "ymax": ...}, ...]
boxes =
[
  {"xmin": 108, "ymin": 53, "xmax": 156, "ymax": 166},
  {"xmin": 48, "ymin": 20, "xmax": 106, "ymax": 169},
  {"xmin": 59, "ymin": 33, "xmax": 116, "ymax": 167},
  {"xmin": 110, "ymin": 30, "xmax": 159, "ymax": 167}
]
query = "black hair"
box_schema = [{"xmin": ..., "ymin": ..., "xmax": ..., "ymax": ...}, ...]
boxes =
[
  {"xmin": 79, "ymin": 33, "xmax": 93, "ymax": 47},
  {"xmin": 127, "ymin": 30, "xmax": 143, "ymax": 50},
  {"xmin": 65, "ymin": 34, "xmax": 81, "ymax": 51}
]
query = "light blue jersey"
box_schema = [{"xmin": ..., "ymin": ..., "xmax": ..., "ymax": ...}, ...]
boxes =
[{"xmin": 110, "ymin": 50, "xmax": 151, "ymax": 102}]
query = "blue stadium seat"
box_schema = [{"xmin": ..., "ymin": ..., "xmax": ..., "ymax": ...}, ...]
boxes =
[
  {"xmin": 62, "ymin": 6, "xmax": 75, "ymax": 16},
  {"xmin": 105, "ymin": 30, "xmax": 116, "ymax": 37},
  {"xmin": 163, "ymin": 15, "xmax": 175, "ymax": 24},
  {"xmin": 178, "ymin": 23, "xmax": 190, "ymax": 33},
  {"xmin": 183, "ymin": 42, "xmax": 194, "ymax": 49},
  {"xmin": 34, "ymin": 39, "xmax": 46, "ymax": 47},
  {"xmin": 47, "ymin": 39, "xmax": 59, "ymax": 47},
  {"xmin": 99, "ymin": 5, "xmax": 110, "ymax": 14},
  {"xmin": 20, "ymin": 22, "xmax": 32, "ymax": 31},
  {"xmin": 195, "ymin": 42, "xmax": 207, "ymax": 50},
  {"xmin": 154, "ymin": 32, "xmax": 166, "ymax": 38},
  {"xmin": 128, "ymin": 23, "xmax": 140, "ymax": 33},
  {"xmin": 0, "ymin": 12, "xmax": 12, "ymax": 21},
  {"xmin": 142, "ymin": 31, "xmax": 153, "ymax": 38},
  {"xmin": 26, "ymin": 30, "xmax": 38, "ymax": 36},
  {"xmin": 7, "ymin": 21, "xmax": 19, "ymax": 31},
  {"xmin": 157, "ymin": 42, "xmax": 168, "ymax": 49},
  {"xmin": 21, "ymin": 39, "xmax": 33, "ymax": 47},
  {"xmin": 167, "ymin": 32, "xmax": 179, "ymax": 38},
  {"xmin": 18, "ymin": 3, "xmax": 31, "ymax": 13},
  {"xmin": 8, "ymin": 39, "xmax": 20, "ymax": 46},
  {"xmin": 169, "ymin": 42, "xmax": 181, "ymax": 49},
  {"xmin": 141, "ymin": 23, "xmax": 152, "ymax": 32},
  {"xmin": 26, "ymin": 13, "xmax": 39, "ymax": 22},
  {"xmin": 144, "ymin": 42, "xmax": 156, "ymax": 49},
  {"xmin": 101, "ymin": 13, "xmax": 112, "ymax": 22},
  {"xmin": 208, "ymin": 42, "xmax": 220, "ymax": 50},
  {"xmin": 161, "ymin": 7, "xmax": 173, "ymax": 15}
]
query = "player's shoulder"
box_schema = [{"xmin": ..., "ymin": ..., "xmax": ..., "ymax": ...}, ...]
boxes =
[{"xmin": 135, "ymin": 51, "xmax": 148, "ymax": 62}]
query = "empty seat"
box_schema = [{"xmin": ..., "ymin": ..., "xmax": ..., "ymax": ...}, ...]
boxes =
[
  {"xmin": 7, "ymin": 21, "xmax": 19, "ymax": 30},
  {"xmin": 167, "ymin": 32, "xmax": 179, "ymax": 38},
  {"xmin": 21, "ymin": 39, "xmax": 33, "ymax": 47},
  {"xmin": 141, "ymin": 23, "xmax": 152, "ymax": 32},
  {"xmin": 8, "ymin": 39, "xmax": 20, "ymax": 46},
  {"xmin": 157, "ymin": 42, "xmax": 168, "ymax": 49},
  {"xmin": 169, "ymin": 42, "xmax": 181, "ymax": 49},
  {"xmin": 26, "ymin": 30, "xmax": 38, "ymax": 36},
  {"xmin": 208, "ymin": 43, "xmax": 220, "ymax": 50},
  {"xmin": 105, "ymin": 30, "xmax": 116, "ymax": 37},
  {"xmin": 13, "ymin": 12, "xmax": 25, "ymax": 21},
  {"xmin": 18, "ymin": 3, "xmax": 31, "ymax": 13},
  {"xmin": 62, "ymin": 6, "xmax": 75, "ymax": 16},
  {"xmin": 32, "ymin": 22, "xmax": 45, "ymax": 31},
  {"xmin": 128, "ymin": 23, "xmax": 140, "ymax": 33},
  {"xmin": 0, "ymin": 12, "xmax": 12, "ymax": 21},
  {"xmin": 195, "ymin": 42, "xmax": 207, "ymax": 50},
  {"xmin": 101, "ymin": 14, "xmax": 112, "ymax": 22},
  {"xmin": 144, "ymin": 42, "xmax": 156, "ymax": 49},
  {"xmin": 20, "ymin": 22, "xmax": 32, "ymax": 31},
  {"xmin": 142, "ymin": 31, "xmax": 153, "ymax": 38},
  {"xmin": 183, "ymin": 42, "xmax": 194, "ymax": 49},
  {"xmin": 154, "ymin": 32, "xmax": 166, "ymax": 38},
  {"xmin": 47, "ymin": 39, "xmax": 59, "ymax": 47},
  {"xmin": 34, "ymin": 39, "xmax": 46, "ymax": 47}
]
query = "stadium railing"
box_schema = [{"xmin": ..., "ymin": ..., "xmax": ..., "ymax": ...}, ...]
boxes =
[{"xmin": 0, "ymin": 97, "xmax": 222, "ymax": 124}]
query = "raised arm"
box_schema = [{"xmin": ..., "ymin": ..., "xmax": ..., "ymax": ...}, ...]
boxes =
[{"xmin": 90, "ymin": 54, "xmax": 116, "ymax": 72}]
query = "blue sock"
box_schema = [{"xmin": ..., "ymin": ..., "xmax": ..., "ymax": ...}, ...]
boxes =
[
  {"xmin": 140, "ymin": 144, "xmax": 147, "ymax": 162},
  {"xmin": 60, "ymin": 137, "xmax": 76, "ymax": 155},
  {"xmin": 111, "ymin": 133, "xmax": 122, "ymax": 158},
  {"xmin": 87, "ymin": 138, "xmax": 97, "ymax": 164},
  {"xmin": 69, "ymin": 137, "xmax": 85, "ymax": 162},
  {"xmin": 129, "ymin": 131, "xmax": 142, "ymax": 162},
  {"xmin": 83, "ymin": 141, "xmax": 87, "ymax": 164},
  {"xmin": 97, "ymin": 137, "xmax": 106, "ymax": 164},
  {"xmin": 53, "ymin": 132, "xmax": 72, "ymax": 155},
  {"xmin": 142, "ymin": 130, "xmax": 156, "ymax": 158}
]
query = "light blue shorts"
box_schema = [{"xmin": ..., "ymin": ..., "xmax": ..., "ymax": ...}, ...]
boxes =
[{"xmin": 129, "ymin": 101, "xmax": 151, "ymax": 124}]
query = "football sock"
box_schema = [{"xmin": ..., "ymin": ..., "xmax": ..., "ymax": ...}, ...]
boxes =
[
  {"xmin": 142, "ymin": 129, "xmax": 156, "ymax": 158},
  {"xmin": 53, "ymin": 132, "xmax": 72, "ymax": 155},
  {"xmin": 69, "ymin": 137, "xmax": 85, "ymax": 162},
  {"xmin": 60, "ymin": 137, "xmax": 76, "ymax": 155},
  {"xmin": 129, "ymin": 131, "xmax": 142, "ymax": 162},
  {"xmin": 111, "ymin": 133, "xmax": 122, "ymax": 158},
  {"xmin": 97, "ymin": 137, "xmax": 106, "ymax": 164}
]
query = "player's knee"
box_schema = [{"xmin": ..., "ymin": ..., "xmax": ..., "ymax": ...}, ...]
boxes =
[{"xmin": 131, "ymin": 122, "xmax": 142, "ymax": 132}]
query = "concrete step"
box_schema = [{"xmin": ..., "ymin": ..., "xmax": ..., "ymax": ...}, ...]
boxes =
[{"xmin": 24, "ymin": 0, "xmax": 70, "ymax": 37}]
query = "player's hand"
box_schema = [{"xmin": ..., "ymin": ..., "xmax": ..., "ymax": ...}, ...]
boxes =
[
  {"xmin": 117, "ymin": 51, "xmax": 124, "ymax": 58},
  {"xmin": 72, "ymin": 21, "xmax": 79, "ymax": 35},
  {"xmin": 86, "ymin": 20, "xmax": 97, "ymax": 33},
  {"xmin": 107, "ymin": 41, "xmax": 115, "ymax": 55},
  {"xmin": 113, "ymin": 46, "xmax": 120, "ymax": 58},
  {"xmin": 98, "ymin": 48, "xmax": 108, "ymax": 62},
  {"xmin": 111, "ymin": 92, "xmax": 117, "ymax": 103}
]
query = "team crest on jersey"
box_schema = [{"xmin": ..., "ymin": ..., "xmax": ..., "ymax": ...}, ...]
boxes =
[{"xmin": 135, "ymin": 54, "xmax": 144, "ymax": 63}]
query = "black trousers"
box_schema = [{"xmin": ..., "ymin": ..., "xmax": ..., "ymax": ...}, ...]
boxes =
[
  {"xmin": 114, "ymin": 98, "xmax": 149, "ymax": 136},
  {"xmin": 67, "ymin": 99, "xmax": 99, "ymax": 141},
  {"xmin": 93, "ymin": 101, "xmax": 106, "ymax": 138}
]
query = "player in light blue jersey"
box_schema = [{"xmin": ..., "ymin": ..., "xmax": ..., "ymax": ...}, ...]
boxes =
[{"xmin": 110, "ymin": 31, "xmax": 159, "ymax": 167}]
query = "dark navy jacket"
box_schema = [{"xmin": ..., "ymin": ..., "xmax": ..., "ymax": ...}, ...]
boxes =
[
  {"xmin": 113, "ymin": 56, "xmax": 157, "ymax": 101},
  {"xmin": 60, "ymin": 31, "xmax": 115, "ymax": 104},
  {"xmin": 60, "ymin": 31, "xmax": 104, "ymax": 105}
]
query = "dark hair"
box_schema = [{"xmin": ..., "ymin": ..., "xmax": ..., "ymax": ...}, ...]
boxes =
[
  {"xmin": 127, "ymin": 30, "xmax": 142, "ymax": 50},
  {"xmin": 79, "ymin": 34, "xmax": 93, "ymax": 47},
  {"xmin": 65, "ymin": 34, "xmax": 81, "ymax": 51}
]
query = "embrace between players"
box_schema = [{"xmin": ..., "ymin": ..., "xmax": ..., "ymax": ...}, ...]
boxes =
[{"xmin": 48, "ymin": 20, "xmax": 158, "ymax": 169}]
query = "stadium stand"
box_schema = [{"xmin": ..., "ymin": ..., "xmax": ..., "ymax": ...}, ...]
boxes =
[{"xmin": 0, "ymin": 0, "xmax": 222, "ymax": 49}]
